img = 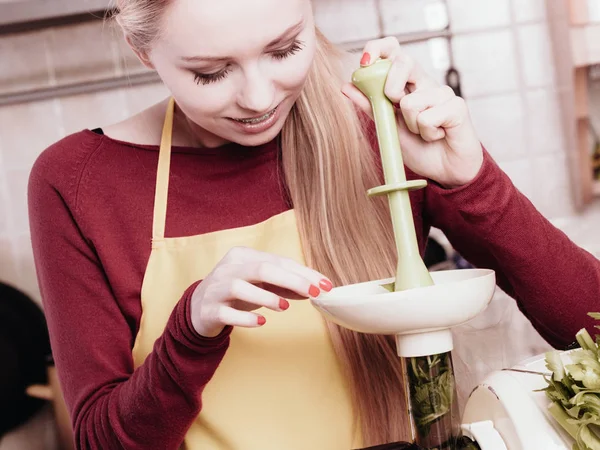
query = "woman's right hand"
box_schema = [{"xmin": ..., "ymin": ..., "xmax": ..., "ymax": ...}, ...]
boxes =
[{"xmin": 190, "ymin": 247, "xmax": 333, "ymax": 337}]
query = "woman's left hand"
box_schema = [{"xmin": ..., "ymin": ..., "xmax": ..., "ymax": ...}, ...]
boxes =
[{"xmin": 342, "ymin": 37, "xmax": 484, "ymax": 189}]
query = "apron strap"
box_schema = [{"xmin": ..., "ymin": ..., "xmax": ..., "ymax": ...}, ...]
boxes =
[{"xmin": 152, "ymin": 97, "xmax": 175, "ymax": 240}]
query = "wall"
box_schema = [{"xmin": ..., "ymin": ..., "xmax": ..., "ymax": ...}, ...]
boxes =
[{"xmin": 0, "ymin": 0, "xmax": 589, "ymax": 448}]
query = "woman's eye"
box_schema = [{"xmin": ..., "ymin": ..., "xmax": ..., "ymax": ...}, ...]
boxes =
[
  {"xmin": 271, "ymin": 40, "xmax": 305, "ymax": 60},
  {"xmin": 193, "ymin": 68, "xmax": 231, "ymax": 85},
  {"xmin": 191, "ymin": 40, "xmax": 305, "ymax": 85}
]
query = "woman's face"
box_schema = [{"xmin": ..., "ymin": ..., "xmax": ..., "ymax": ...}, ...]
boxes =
[{"xmin": 147, "ymin": 0, "xmax": 317, "ymax": 148}]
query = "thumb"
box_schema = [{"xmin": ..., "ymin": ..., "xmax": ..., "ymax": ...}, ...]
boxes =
[{"xmin": 341, "ymin": 82, "xmax": 373, "ymax": 119}]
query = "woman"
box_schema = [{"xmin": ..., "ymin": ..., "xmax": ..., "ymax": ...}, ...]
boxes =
[{"xmin": 28, "ymin": 0, "xmax": 600, "ymax": 448}]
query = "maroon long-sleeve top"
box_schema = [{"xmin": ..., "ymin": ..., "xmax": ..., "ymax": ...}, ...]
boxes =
[{"xmin": 28, "ymin": 128, "xmax": 600, "ymax": 449}]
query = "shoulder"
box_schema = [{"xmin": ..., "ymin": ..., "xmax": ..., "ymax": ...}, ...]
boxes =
[
  {"xmin": 29, "ymin": 130, "xmax": 106, "ymax": 205},
  {"xmin": 29, "ymin": 98, "xmax": 167, "ymax": 207}
]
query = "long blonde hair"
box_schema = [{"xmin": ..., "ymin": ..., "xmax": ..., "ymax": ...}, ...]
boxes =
[{"xmin": 115, "ymin": 1, "xmax": 411, "ymax": 445}]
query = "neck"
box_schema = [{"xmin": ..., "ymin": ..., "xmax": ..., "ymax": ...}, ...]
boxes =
[{"xmin": 172, "ymin": 102, "xmax": 231, "ymax": 148}]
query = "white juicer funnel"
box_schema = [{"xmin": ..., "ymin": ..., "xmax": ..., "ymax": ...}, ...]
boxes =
[{"xmin": 310, "ymin": 268, "xmax": 496, "ymax": 358}]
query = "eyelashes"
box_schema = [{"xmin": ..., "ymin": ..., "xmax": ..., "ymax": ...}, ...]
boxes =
[
  {"xmin": 270, "ymin": 40, "xmax": 305, "ymax": 60},
  {"xmin": 192, "ymin": 40, "xmax": 306, "ymax": 86},
  {"xmin": 193, "ymin": 68, "xmax": 231, "ymax": 85}
]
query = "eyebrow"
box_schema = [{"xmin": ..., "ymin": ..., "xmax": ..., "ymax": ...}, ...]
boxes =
[{"xmin": 181, "ymin": 19, "xmax": 305, "ymax": 63}]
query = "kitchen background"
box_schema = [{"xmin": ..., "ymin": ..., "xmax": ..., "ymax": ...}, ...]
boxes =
[{"xmin": 0, "ymin": 0, "xmax": 599, "ymax": 449}]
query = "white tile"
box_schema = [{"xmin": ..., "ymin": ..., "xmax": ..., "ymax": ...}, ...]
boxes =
[
  {"xmin": 447, "ymin": 0, "xmax": 511, "ymax": 32},
  {"xmin": 403, "ymin": 40, "xmax": 450, "ymax": 85},
  {"xmin": 125, "ymin": 83, "xmax": 170, "ymax": 117},
  {"xmin": 0, "ymin": 30, "xmax": 51, "ymax": 94},
  {"xmin": 48, "ymin": 21, "xmax": 119, "ymax": 85},
  {"xmin": 452, "ymin": 30, "xmax": 519, "ymax": 97},
  {"xmin": 60, "ymin": 89, "xmax": 130, "ymax": 136},
  {"xmin": 0, "ymin": 100, "xmax": 62, "ymax": 171},
  {"xmin": 497, "ymin": 158, "xmax": 535, "ymax": 200},
  {"xmin": 0, "ymin": 237, "xmax": 19, "ymax": 288},
  {"xmin": 5, "ymin": 170, "xmax": 31, "ymax": 235},
  {"xmin": 467, "ymin": 93, "xmax": 527, "ymax": 162},
  {"xmin": 512, "ymin": 0, "xmax": 547, "ymax": 23},
  {"xmin": 517, "ymin": 24, "xmax": 556, "ymax": 88},
  {"xmin": 570, "ymin": 27, "xmax": 588, "ymax": 67},
  {"xmin": 0, "ymin": 177, "xmax": 7, "ymax": 235},
  {"xmin": 585, "ymin": 24, "xmax": 600, "ymax": 64},
  {"xmin": 525, "ymin": 89, "xmax": 565, "ymax": 155},
  {"xmin": 313, "ymin": 0, "xmax": 380, "ymax": 43},
  {"xmin": 380, "ymin": 0, "xmax": 448, "ymax": 35},
  {"xmin": 531, "ymin": 153, "xmax": 576, "ymax": 219},
  {"xmin": 589, "ymin": 0, "xmax": 600, "ymax": 22}
]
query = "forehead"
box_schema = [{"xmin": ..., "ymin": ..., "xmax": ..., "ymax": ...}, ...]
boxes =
[{"xmin": 160, "ymin": 0, "xmax": 310, "ymax": 57}]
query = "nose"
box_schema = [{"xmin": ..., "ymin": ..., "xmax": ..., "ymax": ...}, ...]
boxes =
[{"xmin": 237, "ymin": 65, "xmax": 276, "ymax": 114}]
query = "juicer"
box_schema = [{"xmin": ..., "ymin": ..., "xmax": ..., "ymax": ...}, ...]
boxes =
[{"xmin": 310, "ymin": 59, "xmax": 575, "ymax": 450}]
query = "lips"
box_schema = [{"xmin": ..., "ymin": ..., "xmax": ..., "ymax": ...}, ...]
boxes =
[{"xmin": 230, "ymin": 105, "xmax": 279, "ymax": 124}]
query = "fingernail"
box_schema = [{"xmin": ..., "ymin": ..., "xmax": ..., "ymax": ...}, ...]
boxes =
[
  {"xmin": 279, "ymin": 298, "xmax": 290, "ymax": 311},
  {"xmin": 309, "ymin": 285, "xmax": 321, "ymax": 298},
  {"xmin": 360, "ymin": 52, "xmax": 371, "ymax": 66},
  {"xmin": 319, "ymin": 279, "xmax": 333, "ymax": 292},
  {"xmin": 257, "ymin": 316, "xmax": 266, "ymax": 326}
]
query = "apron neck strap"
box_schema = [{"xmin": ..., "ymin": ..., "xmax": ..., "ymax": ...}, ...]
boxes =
[{"xmin": 152, "ymin": 97, "xmax": 175, "ymax": 240}]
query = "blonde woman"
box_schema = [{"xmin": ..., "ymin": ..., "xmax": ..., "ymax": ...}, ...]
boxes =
[{"xmin": 28, "ymin": 0, "xmax": 600, "ymax": 448}]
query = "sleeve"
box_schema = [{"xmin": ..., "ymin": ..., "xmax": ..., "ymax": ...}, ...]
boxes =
[
  {"xmin": 28, "ymin": 144, "xmax": 231, "ymax": 449},
  {"xmin": 424, "ymin": 148, "xmax": 600, "ymax": 349}
]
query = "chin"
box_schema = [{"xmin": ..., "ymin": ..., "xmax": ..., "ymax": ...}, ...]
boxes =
[{"xmin": 233, "ymin": 128, "xmax": 283, "ymax": 147}]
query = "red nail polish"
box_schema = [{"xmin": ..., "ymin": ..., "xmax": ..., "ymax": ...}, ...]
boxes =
[
  {"xmin": 319, "ymin": 279, "xmax": 333, "ymax": 292},
  {"xmin": 309, "ymin": 285, "xmax": 321, "ymax": 297},
  {"xmin": 279, "ymin": 298, "xmax": 290, "ymax": 311},
  {"xmin": 360, "ymin": 52, "xmax": 371, "ymax": 66},
  {"xmin": 257, "ymin": 316, "xmax": 266, "ymax": 326}
]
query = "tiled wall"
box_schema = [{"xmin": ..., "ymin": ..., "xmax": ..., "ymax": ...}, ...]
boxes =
[
  {"xmin": 0, "ymin": 0, "xmax": 577, "ymax": 303},
  {"xmin": 0, "ymin": 0, "xmax": 590, "ymax": 448}
]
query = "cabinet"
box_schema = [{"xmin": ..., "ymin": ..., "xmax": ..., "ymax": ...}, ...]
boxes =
[{"xmin": 549, "ymin": 0, "xmax": 600, "ymax": 208}]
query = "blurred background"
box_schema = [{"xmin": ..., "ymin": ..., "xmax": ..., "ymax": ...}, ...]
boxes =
[{"xmin": 0, "ymin": 0, "xmax": 599, "ymax": 449}]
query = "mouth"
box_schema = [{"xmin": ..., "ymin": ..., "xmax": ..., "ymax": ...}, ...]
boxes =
[{"xmin": 230, "ymin": 105, "xmax": 279, "ymax": 125}]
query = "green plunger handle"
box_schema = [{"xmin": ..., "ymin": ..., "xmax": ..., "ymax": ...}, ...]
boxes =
[{"xmin": 352, "ymin": 59, "xmax": 433, "ymax": 291}]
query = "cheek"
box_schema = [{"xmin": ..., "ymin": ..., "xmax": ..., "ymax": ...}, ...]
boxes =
[
  {"xmin": 175, "ymin": 87, "xmax": 232, "ymax": 120},
  {"xmin": 273, "ymin": 45, "xmax": 316, "ymax": 93},
  {"xmin": 153, "ymin": 62, "xmax": 232, "ymax": 118}
]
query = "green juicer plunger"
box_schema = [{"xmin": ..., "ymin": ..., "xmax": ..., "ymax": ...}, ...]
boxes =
[
  {"xmin": 352, "ymin": 59, "xmax": 468, "ymax": 450},
  {"xmin": 352, "ymin": 59, "xmax": 433, "ymax": 292}
]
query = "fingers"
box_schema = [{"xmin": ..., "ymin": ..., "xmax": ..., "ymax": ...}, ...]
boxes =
[
  {"xmin": 356, "ymin": 37, "xmax": 439, "ymax": 105},
  {"xmin": 277, "ymin": 256, "xmax": 333, "ymax": 292},
  {"xmin": 223, "ymin": 247, "xmax": 332, "ymax": 294},
  {"xmin": 215, "ymin": 305, "xmax": 266, "ymax": 328},
  {"xmin": 197, "ymin": 246, "xmax": 337, "ymax": 335},
  {"xmin": 244, "ymin": 261, "xmax": 320, "ymax": 298},
  {"xmin": 383, "ymin": 53, "xmax": 416, "ymax": 102},
  {"xmin": 361, "ymin": 36, "xmax": 402, "ymax": 65},
  {"xmin": 400, "ymin": 85, "xmax": 456, "ymax": 135},
  {"xmin": 229, "ymin": 279, "xmax": 289, "ymax": 312},
  {"xmin": 415, "ymin": 96, "xmax": 468, "ymax": 143}
]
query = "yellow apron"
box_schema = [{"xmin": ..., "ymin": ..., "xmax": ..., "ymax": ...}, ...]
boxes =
[{"xmin": 131, "ymin": 98, "xmax": 360, "ymax": 449}]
